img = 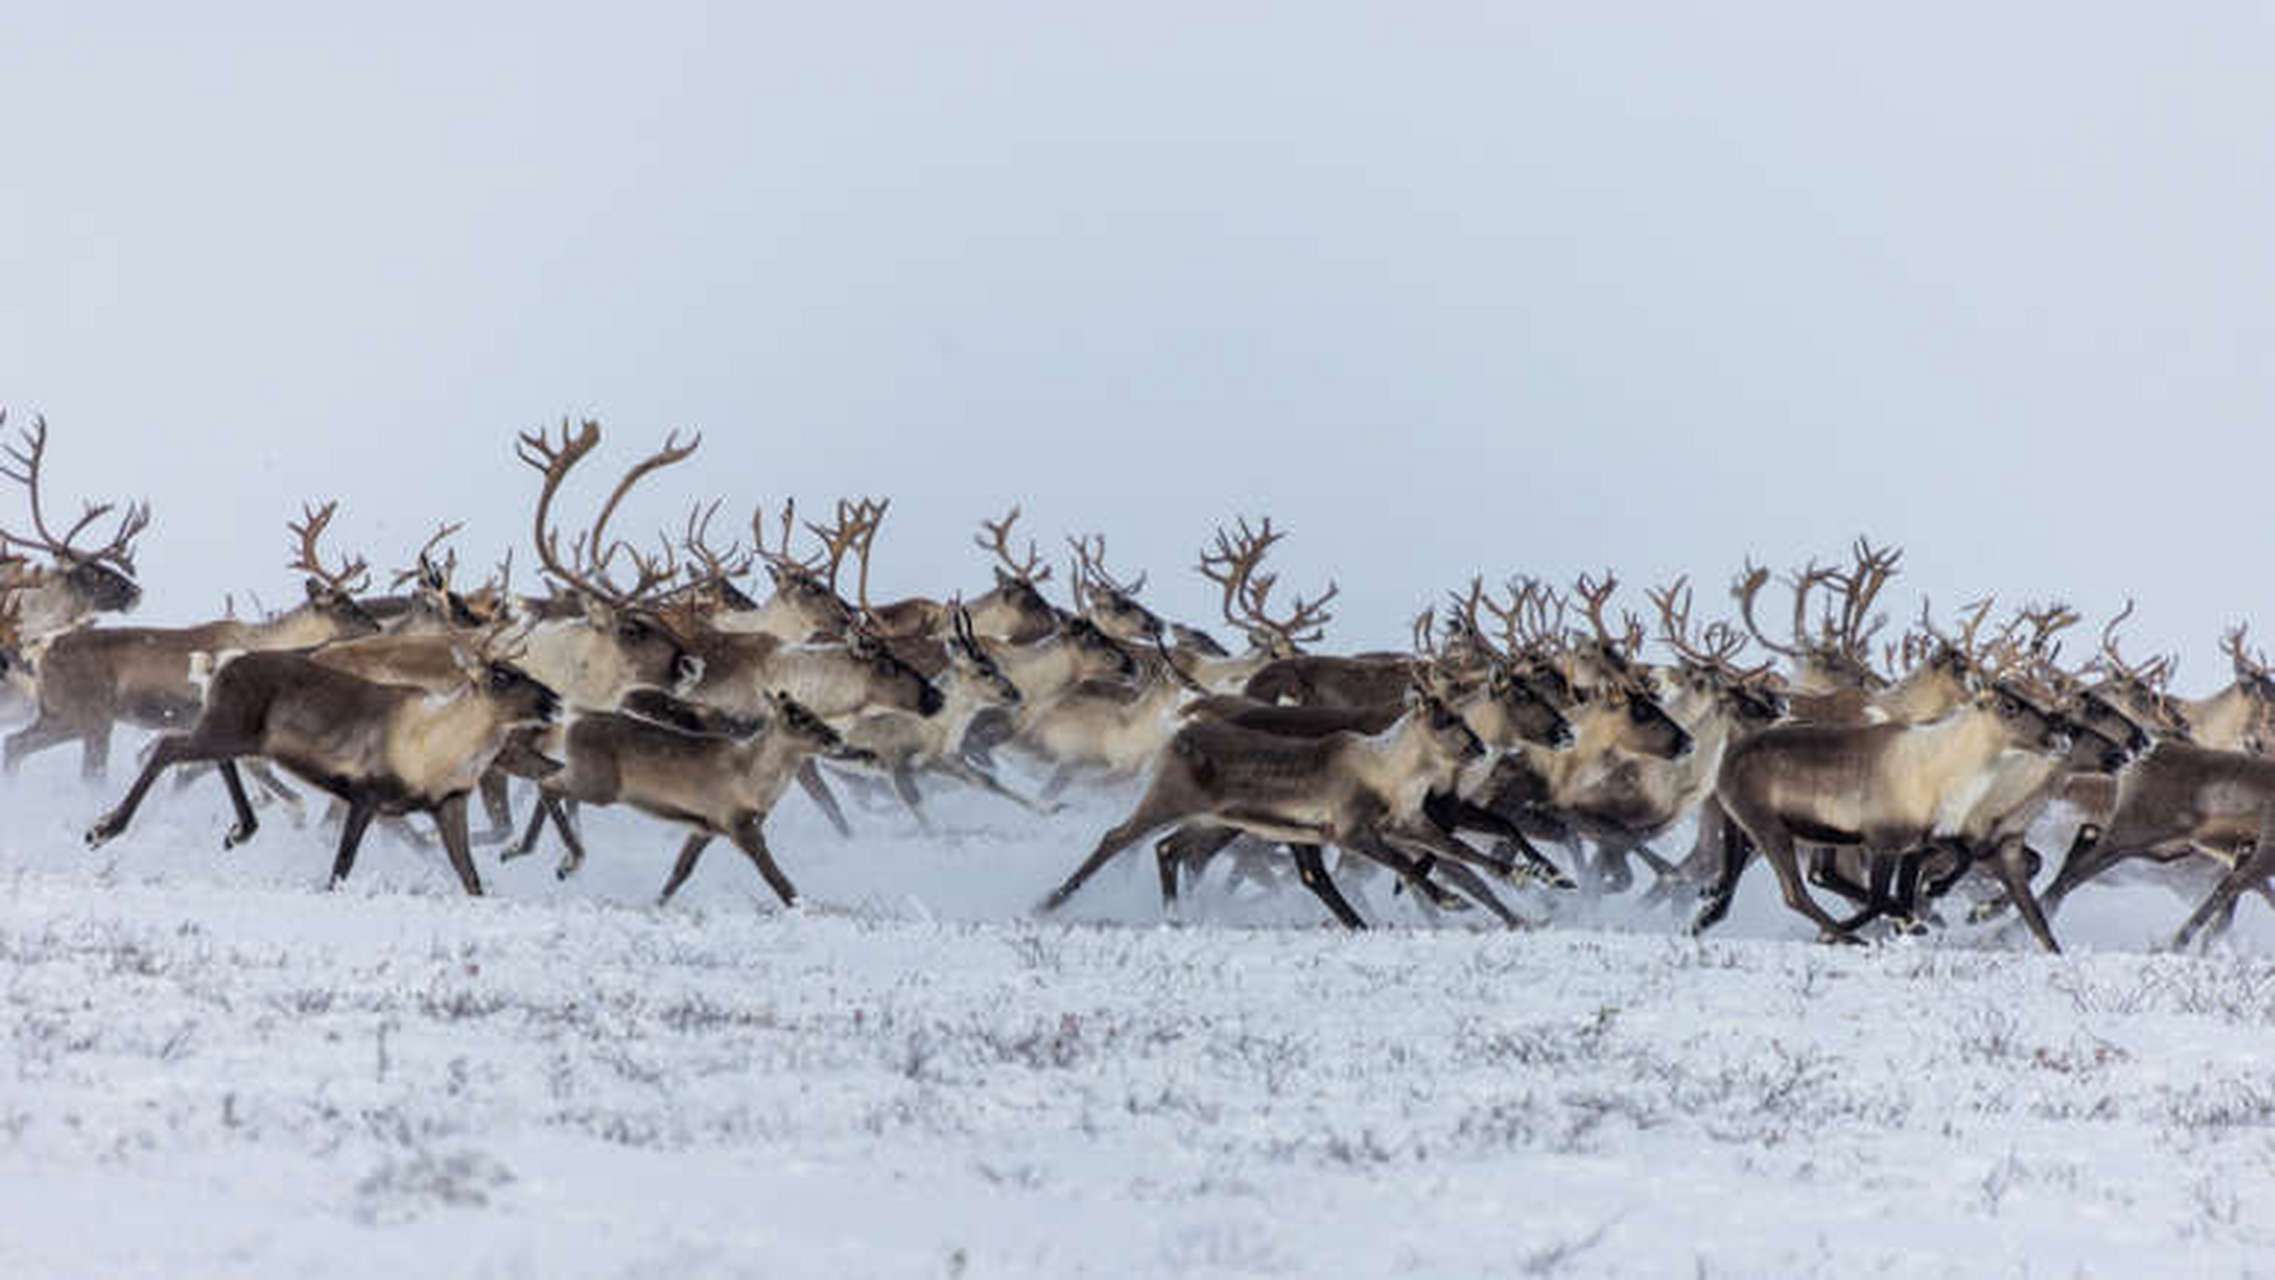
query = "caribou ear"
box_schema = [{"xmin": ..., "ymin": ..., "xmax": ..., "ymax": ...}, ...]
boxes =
[
  {"xmin": 303, "ymin": 576, "xmax": 326, "ymax": 602},
  {"xmin": 580, "ymin": 594, "xmax": 612, "ymax": 629}
]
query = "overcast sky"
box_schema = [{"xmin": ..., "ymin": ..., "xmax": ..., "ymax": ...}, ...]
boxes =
[{"xmin": 5, "ymin": 4, "xmax": 2271, "ymax": 679}]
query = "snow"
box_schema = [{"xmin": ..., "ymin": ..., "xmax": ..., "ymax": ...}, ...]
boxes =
[{"xmin": 6, "ymin": 763, "xmax": 2275, "ymax": 1277}]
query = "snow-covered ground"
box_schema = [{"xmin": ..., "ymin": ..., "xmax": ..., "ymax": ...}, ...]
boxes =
[{"xmin": 7, "ymin": 759, "xmax": 2275, "ymax": 1278}]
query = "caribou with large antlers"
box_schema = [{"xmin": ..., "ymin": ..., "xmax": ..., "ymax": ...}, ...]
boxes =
[
  {"xmin": 510, "ymin": 419, "xmax": 700, "ymax": 711},
  {"xmin": 5, "ymin": 502, "xmax": 381, "ymax": 778},
  {"xmin": 0, "ymin": 411, "xmax": 149, "ymax": 644}
]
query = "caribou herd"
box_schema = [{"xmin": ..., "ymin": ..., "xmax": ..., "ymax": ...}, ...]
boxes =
[{"xmin": 5, "ymin": 410, "xmax": 2274, "ymax": 955}]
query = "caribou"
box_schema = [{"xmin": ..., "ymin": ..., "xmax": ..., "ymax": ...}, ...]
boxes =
[
  {"xmin": 0, "ymin": 411, "xmax": 149, "ymax": 647},
  {"xmin": 83, "ymin": 627, "xmax": 561, "ymax": 895},
  {"xmin": 16, "ymin": 408, "xmax": 2275, "ymax": 950},
  {"xmin": 1040, "ymin": 680, "xmax": 1528, "ymax": 929},
  {"xmin": 6, "ymin": 502, "xmax": 379, "ymax": 779}
]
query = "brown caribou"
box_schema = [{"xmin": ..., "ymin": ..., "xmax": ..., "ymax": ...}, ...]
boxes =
[
  {"xmin": 84, "ymin": 629, "xmax": 561, "ymax": 896},
  {"xmin": 1039, "ymin": 682, "xmax": 1528, "ymax": 928},
  {"xmin": 507, "ymin": 689, "xmax": 874, "ymax": 905},
  {"xmin": 6, "ymin": 502, "xmax": 380, "ymax": 779},
  {"xmin": 0, "ymin": 411, "xmax": 149, "ymax": 646}
]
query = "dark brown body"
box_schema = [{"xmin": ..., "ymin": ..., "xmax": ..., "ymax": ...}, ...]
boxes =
[
  {"xmin": 84, "ymin": 650, "xmax": 560, "ymax": 895},
  {"xmin": 1241, "ymin": 655, "xmax": 1418, "ymax": 708}
]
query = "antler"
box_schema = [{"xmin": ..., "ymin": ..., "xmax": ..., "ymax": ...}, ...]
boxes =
[
  {"xmin": 517, "ymin": 417, "xmax": 605, "ymax": 602},
  {"xmin": 286, "ymin": 501, "xmax": 371, "ymax": 596},
  {"xmin": 1732, "ymin": 561, "xmax": 1802, "ymax": 660},
  {"xmin": 750, "ymin": 500, "xmax": 819, "ymax": 579},
  {"xmin": 2223, "ymin": 623, "xmax": 2271, "ymax": 683},
  {"xmin": 515, "ymin": 418, "xmax": 695, "ymax": 610},
  {"xmin": 1197, "ymin": 516, "xmax": 1335, "ymax": 653},
  {"xmin": 1198, "ymin": 516, "xmax": 1284, "ymax": 637},
  {"xmin": 586, "ymin": 430, "xmax": 699, "ymax": 562},
  {"xmin": 1067, "ymin": 533, "xmax": 1148, "ymax": 603},
  {"xmin": 679, "ymin": 499, "xmax": 753, "ymax": 589},
  {"xmin": 0, "ymin": 411, "xmax": 150, "ymax": 572},
  {"xmin": 1441, "ymin": 577, "xmax": 1495, "ymax": 660},
  {"xmin": 2090, "ymin": 598, "xmax": 2170, "ymax": 690},
  {"xmin": 805, "ymin": 497, "xmax": 889, "ymax": 608},
  {"xmin": 1572, "ymin": 570, "xmax": 1630, "ymax": 656},
  {"xmin": 1824, "ymin": 538, "xmax": 1902, "ymax": 658},
  {"xmin": 1649, "ymin": 576, "xmax": 1705, "ymax": 664},
  {"xmin": 391, "ymin": 521, "xmax": 464, "ymax": 590},
  {"xmin": 2012, "ymin": 601, "xmax": 2081, "ymax": 662},
  {"xmin": 1484, "ymin": 576, "xmax": 1570, "ymax": 658},
  {"xmin": 975, "ymin": 506, "xmax": 1050, "ymax": 584},
  {"xmin": 1652, "ymin": 576, "xmax": 1771, "ymax": 680}
]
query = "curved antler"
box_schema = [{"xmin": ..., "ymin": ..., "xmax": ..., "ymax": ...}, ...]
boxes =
[
  {"xmin": 286, "ymin": 500, "xmax": 371, "ymax": 596},
  {"xmin": 1197, "ymin": 516, "xmax": 1336, "ymax": 654},
  {"xmin": 975, "ymin": 506, "xmax": 1050, "ymax": 584},
  {"xmin": 0, "ymin": 411, "xmax": 150, "ymax": 572},
  {"xmin": 516, "ymin": 418, "xmax": 695, "ymax": 610},
  {"xmin": 1068, "ymin": 533, "xmax": 1147, "ymax": 602},
  {"xmin": 1732, "ymin": 561, "xmax": 1801, "ymax": 660}
]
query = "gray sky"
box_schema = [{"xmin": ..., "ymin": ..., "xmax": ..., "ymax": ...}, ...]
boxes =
[{"xmin": 5, "ymin": 3, "xmax": 2271, "ymax": 678}]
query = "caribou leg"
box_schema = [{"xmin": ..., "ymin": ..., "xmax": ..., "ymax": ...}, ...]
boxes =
[
  {"xmin": 2173, "ymin": 818, "xmax": 2275, "ymax": 952},
  {"xmin": 1987, "ymin": 834, "xmax": 2061, "ymax": 954},
  {"xmin": 546, "ymin": 796, "xmax": 589, "ymax": 880},
  {"xmin": 931, "ymin": 756, "xmax": 1062, "ymax": 816},
  {"xmin": 327, "ymin": 800, "xmax": 377, "ymax": 889},
  {"xmin": 1152, "ymin": 825, "xmax": 1241, "ymax": 911},
  {"xmin": 657, "ymin": 832, "xmax": 714, "ymax": 905},
  {"xmin": 1040, "ymin": 797, "xmax": 1190, "ymax": 912},
  {"xmin": 796, "ymin": 760, "xmax": 854, "ymax": 838},
  {"xmin": 470, "ymin": 769, "xmax": 516, "ymax": 845},
  {"xmin": 729, "ymin": 814, "xmax": 800, "ymax": 908},
  {"xmin": 432, "ymin": 793, "xmax": 484, "ymax": 897},
  {"xmin": 216, "ymin": 760, "xmax": 259, "ymax": 849},
  {"xmin": 1365, "ymin": 829, "xmax": 1524, "ymax": 927},
  {"xmin": 1744, "ymin": 822, "xmax": 1864, "ymax": 943},
  {"xmin": 503, "ymin": 790, "xmax": 550, "ymax": 861},
  {"xmin": 1041, "ymin": 763, "xmax": 1081, "ymax": 803},
  {"xmin": 2036, "ymin": 824, "xmax": 2117, "ymax": 918},
  {"xmin": 86, "ymin": 732, "xmax": 240, "ymax": 847},
  {"xmin": 4, "ymin": 711, "xmax": 81, "ymax": 775},
  {"xmin": 81, "ymin": 721, "xmax": 114, "ymax": 783},
  {"xmin": 1688, "ymin": 814, "xmax": 1755, "ymax": 935},
  {"xmin": 1289, "ymin": 842, "xmax": 1366, "ymax": 930},
  {"xmin": 1424, "ymin": 791, "xmax": 1575, "ymax": 888},
  {"xmin": 888, "ymin": 763, "xmax": 936, "ymax": 835}
]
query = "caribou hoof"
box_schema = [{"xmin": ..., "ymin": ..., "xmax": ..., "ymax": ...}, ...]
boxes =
[
  {"xmin": 222, "ymin": 823, "xmax": 256, "ymax": 850},
  {"xmin": 84, "ymin": 817, "xmax": 122, "ymax": 850},
  {"xmin": 1967, "ymin": 899, "xmax": 2010, "ymax": 925}
]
